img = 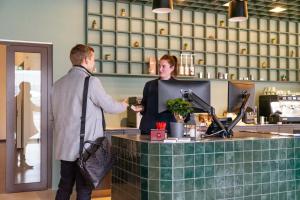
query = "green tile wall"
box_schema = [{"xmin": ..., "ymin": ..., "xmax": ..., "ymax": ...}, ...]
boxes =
[{"xmin": 111, "ymin": 136, "xmax": 300, "ymax": 200}]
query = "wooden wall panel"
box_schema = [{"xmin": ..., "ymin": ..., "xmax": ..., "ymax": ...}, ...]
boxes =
[{"xmin": 0, "ymin": 45, "xmax": 6, "ymax": 140}]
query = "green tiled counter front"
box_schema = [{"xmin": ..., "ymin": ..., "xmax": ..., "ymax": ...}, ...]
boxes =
[{"xmin": 111, "ymin": 134, "xmax": 300, "ymax": 200}]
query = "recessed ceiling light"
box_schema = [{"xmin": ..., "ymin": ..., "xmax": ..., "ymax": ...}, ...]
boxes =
[
  {"xmin": 223, "ymin": 2, "xmax": 230, "ymax": 7},
  {"xmin": 269, "ymin": 6, "xmax": 286, "ymax": 13}
]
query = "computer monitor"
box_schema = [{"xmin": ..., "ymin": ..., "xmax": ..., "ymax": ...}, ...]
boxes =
[
  {"xmin": 158, "ymin": 80, "xmax": 210, "ymax": 113},
  {"xmin": 228, "ymin": 81, "xmax": 255, "ymax": 113}
]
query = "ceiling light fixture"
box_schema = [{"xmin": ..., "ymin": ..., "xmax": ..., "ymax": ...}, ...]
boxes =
[
  {"xmin": 228, "ymin": 0, "xmax": 248, "ymax": 22},
  {"xmin": 269, "ymin": 6, "xmax": 287, "ymax": 13},
  {"xmin": 152, "ymin": 0, "xmax": 173, "ymax": 14}
]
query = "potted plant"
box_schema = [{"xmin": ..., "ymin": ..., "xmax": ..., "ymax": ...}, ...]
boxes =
[{"xmin": 166, "ymin": 98, "xmax": 193, "ymax": 138}]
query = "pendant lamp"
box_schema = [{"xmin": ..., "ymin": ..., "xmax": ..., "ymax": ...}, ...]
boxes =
[
  {"xmin": 152, "ymin": 0, "xmax": 173, "ymax": 14},
  {"xmin": 228, "ymin": 0, "xmax": 248, "ymax": 22}
]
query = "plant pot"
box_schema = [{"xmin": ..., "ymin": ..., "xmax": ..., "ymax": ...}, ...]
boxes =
[{"xmin": 170, "ymin": 122, "xmax": 184, "ymax": 138}]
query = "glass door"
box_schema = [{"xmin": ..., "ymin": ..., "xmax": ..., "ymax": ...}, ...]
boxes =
[{"xmin": 5, "ymin": 43, "xmax": 52, "ymax": 192}]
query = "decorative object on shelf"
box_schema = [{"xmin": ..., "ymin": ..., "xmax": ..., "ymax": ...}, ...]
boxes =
[
  {"xmin": 261, "ymin": 61, "xmax": 267, "ymax": 68},
  {"xmin": 240, "ymin": 48, "xmax": 247, "ymax": 55},
  {"xmin": 159, "ymin": 28, "xmax": 165, "ymax": 35},
  {"xmin": 120, "ymin": 8, "xmax": 126, "ymax": 16},
  {"xmin": 152, "ymin": 0, "xmax": 173, "ymax": 14},
  {"xmin": 179, "ymin": 54, "xmax": 185, "ymax": 75},
  {"xmin": 290, "ymin": 50, "xmax": 294, "ymax": 57},
  {"xmin": 148, "ymin": 56, "xmax": 157, "ymax": 75},
  {"xmin": 206, "ymin": 72, "xmax": 211, "ymax": 79},
  {"xmin": 249, "ymin": 74, "xmax": 254, "ymax": 80},
  {"xmin": 104, "ymin": 54, "xmax": 111, "ymax": 60},
  {"xmin": 271, "ymin": 38, "xmax": 276, "ymax": 44},
  {"xmin": 228, "ymin": 0, "xmax": 248, "ymax": 22},
  {"xmin": 180, "ymin": 53, "xmax": 194, "ymax": 76},
  {"xmin": 198, "ymin": 72, "xmax": 203, "ymax": 78},
  {"xmin": 133, "ymin": 41, "xmax": 140, "ymax": 47},
  {"xmin": 183, "ymin": 43, "xmax": 189, "ymax": 50},
  {"xmin": 281, "ymin": 75, "xmax": 287, "ymax": 81},
  {"xmin": 224, "ymin": 73, "xmax": 228, "ymax": 79},
  {"xmin": 219, "ymin": 20, "xmax": 225, "ymax": 27},
  {"xmin": 217, "ymin": 72, "xmax": 223, "ymax": 79},
  {"xmin": 189, "ymin": 54, "xmax": 195, "ymax": 76},
  {"xmin": 91, "ymin": 20, "xmax": 97, "ymax": 29},
  {"xmin": 208, "ymin": 35, "xmax": 214, "ymax": 39},
  {"xmin": 230, "ymin": 74, "xmax": 235, "ymax": 80},
  {"xmin": 197, "ymin": 59, "xmax": 204, "ymax": 65}
]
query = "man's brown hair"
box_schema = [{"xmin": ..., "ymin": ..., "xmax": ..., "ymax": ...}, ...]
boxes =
[
  {"xmin": 70, "ymin": 44, "xmax": 94, "ymax": 66},
  {"xmin": 160, "ymin": 54, "xmax": 178, "ymax": 76}
]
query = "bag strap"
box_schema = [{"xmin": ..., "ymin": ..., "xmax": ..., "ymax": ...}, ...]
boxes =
[{"xmin": 79, "ymin": 76, "xmax": 91, "ymax": 154}]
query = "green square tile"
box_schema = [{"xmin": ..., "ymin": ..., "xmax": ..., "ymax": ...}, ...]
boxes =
[
  {"xmin": 149, "ymin": 180, "xmax": 159, "ymax": 192},
  {"xmin": 225, "ymin": 187, "xmax": 234, "ymax": 198},
  {"xmin": 225, "ymin": 175, "xmax": 234, "ymax": 186},
  {"xmin": 215, "ymin": 176, "xmax": 225, "ymax": 188},
  {"xmin": 296, "ymin": 169, "xmax": 300, "ymax": 179},
  {"xmin": 173, "ymin": 168, "xmax": 184, "ymax": 180},
  {"xmin": 149, "ymin": 167, "xmax": 159, "ymax": 179},
  {"xmin": 244, "ymin": 185, "xmax": 253, "ymax": 196},
  {"xmin": 270, "ymin": 160, "xmax": 279, "ymax": 171},
  {"xmin": 253, "ymin": 173, "xmax": 262, "ymax": 184},
  {"xmin": 173, "ymin": 156, "xmax": 184, "ymax": 167},
  {"xmin": 141, "ymin": 142, "xmax": 148, "ymax": 154},
  {"xmin": 195, "ymin": 166, "xmax": 204, "ymax": 178},
  {"xmin": 235, "ymin": 175, "xmax": 243, "ymax": 186},
  {"xmin": 173, "ymin": 192, "xmax": 184, "ymax": 200},
  {"xmin": 141, "ymin": 190, "xmax": 148, "ymax": 200},
  {"xmin": 225, "ymin": 141, "xmax": 234, "ymax": 152},
  {"xmin": 287, "ymin": 191, "xmax": 295, "ymax": 200},
  {"xmin": 235, "ymin": 152, "xmax": 244, "ymax": 163},
  {"xmin": 271, "ymin": 182, "xmax": 278, "ymax": 193},
  {"xmin": 173, "ymin": 180, "xmax": 184, "ymax": 191},
  {"xmin": 149, "ymin": 155, "xmax": 159, "ymax": 167},
  {"xmin": 296, "ymin": 148, "xmax": 300, "ymax": 159},
  {"xmin": 205, "ymin": 154, "xmax": 214, "ymax": 165},
  {"xmin": 185, "ymin": 167, "xmax": 194, "ymax": 179},
  {"xmin": 244, "ymin": 173, "xmax": 253, "ymax": 185},
  {"xmin": 286, "ymin": 170, "xmax": 294, "ymax": 181},
  {"xmin": 235, "ymin": 163, "xmax": 244, "ymax": 174},
  {"xmin": 244, "ymin": 140, "xmax": 253, "ymax": 151},
  {"xmin": 195, "ymin": 190, "xmax": 205, "ymax": 199},
  {"xmin": 215, "ymin": 153, "xmax": 225, "ymax": 164},
  {"xmin": 270, "ymin": 150, "xmax": 279, "ymax": 160},
  {"xmin": 195, "ymin": 178, "xmax": 205, "ymax": 190},
  {"xmin": 279, "ymin": 182, "xmax": 287, "ymax": 192},
  {"xmin": 234, "ymin": 141, "xmax": 244, "ymax": 151},
  {"xmin": 149, "ymin": 192, "xmax": 159, "ymax": 200},
  {"xmin": 261, "ymin": 140, "xmax": 270, "ymax": 150},
  {"xmin": 160, "ymin": 156, "xmax": 172, "ymax": 167},
  {"xmin": 141, "ymin": 178, "xmax": 148, "ymax": 190},
  {"xmin": 205, "ymin": 177, "xmax": 215, "ymax": 189},
  {"xmin": 295, "ymin": 138, "xmax": 300, "ymax": 147},
  {"xmin": 216, "ymin": 188, "xmax": 225, "ymax": 199},
  {"xmin": 261, "ymin": 172, "xmax": 270, "ymax": 183},
  {"xmin": 286, "ymin": 138, "xmax": 294, "ymax": 148},
  {"xmin": 160, "ymin": 193, "xmax": 172, "ymax": 200},
  {"xmin": 270, "ymin": 193, "xmax": 279, "ymax": 200},
  {"xmin": 234, "ymin": 186, "xmax": 243, "ymax": 197},
  {"xmin": 270, "ymin": 171, "xmax": 279, "ymax": 182},
  {"xmin": 215, "ymin": 164, "xmax": 224, "ymax": 177},
  {"xmin": 160, "ymin": 180, "xmax": 172, "ymax": 192},
  {"xmin": 253, "ymin": 140, "xmax": 261, "ymax": 150},
  {"xmin": 173, "ymin": 143, "xmax": 184, "ymax": 155},
  {"xmin": 253, "ymin": 162, "xmax": 262, "ymax": 173},
  {"xmin": 141, "ymin": 166, "xmax": 148, "ymax": 178},
  {"xmin": 287, "ymin": 149, "xmax": 294, "ymax": 159},
  {"xmin": 253, "ymin": 151, "xmax": 262, "ymax": 161},
  {"xmin": 296, "ymin": 159, "xmax": 300, "ymax": 168},
  {"xmin": 244, "ymin": 151, "xmax": 253, "ymax": 162},
  {"xmin": 161, "ymin": 168, "xmax": 172, "ymax": 180},
  {"xmin": 262, "ymin": 150, "xmax": 270, "ymax": 161},
  {"xmin": 149, "ymin": 143, "xmax": 159, "ymax": 155},
  {"xmin": 184, "ymin": 143, "xmax": 195, "ymax": 154},
  {"xmin": 279, "ymin": 160, "xmax": 286, "ymax": 170},
  {"xmin": 185, "ymin": 155, "xmax": 195, "ymax": 166},
  {"xmin": 279, "ymin": 150, "xmax": 287, "ymax": 159},
  {"xmin": 205, "ymin": 165, "xmax": 214, "ymax": 177},
  {"xmin": 279, "ymin": 139, "xmax": 287, "ymax": 149},
  {"xmin": 205, "ymin": 142, "xmax": 214, "ymax": 153},
  {"xmin": 160, "ymin": 144, "xmax": 172, "ymax": 155},
  {"xmin": 252, "ymin": 184, "xmax": 262, "ymax": 194},
  {"xmin": 185, "ymin": 191, "xmax": 194, "ymax": 200},
  {"xmin": 185, "ymin": 179, "xmax": 194, "ymax": 191},
  {"xmin": 225, "ymin": 152, "xmax": 234, "ymax": 164},
  {"xmin": 224, "ymin": 164, "xmax": 234, "ymax": 176},
  {"xmin": 261, "ymin": 161, "xmax": 271, "ymax": 172},
  {"xmin": 215, "ymin": 141, "xmax": 225, "ymax": 152},
  {"xmin": 206, "ymin": 189, "xmax": 215, "ymax": 200},
  {"xmin": 195, "ymin": 154, "xmax": 204, "ymax": 166},
  {"xmin": 261, "ymin": 194, "xmax": 270, "ymax": 200},
  {"xmin": 195, "ymin": 143, "xmax": 204, "ymax": 154},
  {"xmin": 141, "ymin": 154, "xmax": 148, "ymax": 166},
  {"xmin": 296, "ymin": 180, "xmax": 300, "ymax": 190},
  {"xmin": 270, "ymin": 139, "xmax": 279, "ymax": 149}
]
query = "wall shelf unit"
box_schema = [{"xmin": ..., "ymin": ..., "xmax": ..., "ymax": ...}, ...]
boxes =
[{"xmin": 86, "ymin": 0, "xmax": 300, "ymax": 82}]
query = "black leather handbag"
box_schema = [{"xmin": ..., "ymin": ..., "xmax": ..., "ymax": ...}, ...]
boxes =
[{"xmin": 77, "ymin": 76, "xmax": 114, "ymax": 189}]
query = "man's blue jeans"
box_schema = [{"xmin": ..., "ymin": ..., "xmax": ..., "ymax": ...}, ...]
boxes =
[{"xmin": 55, "ymin": 160, "xmax": 92, "ymax": 200}]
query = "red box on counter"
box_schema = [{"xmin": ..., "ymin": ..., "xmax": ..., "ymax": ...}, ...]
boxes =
[{"xmin": 150, "ymin": 129, "xmax": 166, "ymax": 141}]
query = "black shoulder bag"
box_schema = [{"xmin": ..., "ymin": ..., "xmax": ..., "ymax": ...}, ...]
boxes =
[{"xmin": 77, "ymin": 76, "xmax": 115, "ymax": 189}]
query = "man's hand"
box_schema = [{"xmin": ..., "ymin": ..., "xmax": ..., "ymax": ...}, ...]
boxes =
[
  {"xmin": 131, "ymin": 105, "xmax": 144, "ymax": 112},
  {"xmin": 122, "ymin": 98, "xmax": 129, "ymax": 107}
]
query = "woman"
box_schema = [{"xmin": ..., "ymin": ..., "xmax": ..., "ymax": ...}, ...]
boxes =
[{"xmin": 133, "ymin": 55, "xmax": 177, "ymax": 134}]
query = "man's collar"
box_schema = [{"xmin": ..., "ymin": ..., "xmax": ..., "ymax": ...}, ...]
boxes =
[{"xmin": 73, "ymin": 65, "xmax": 93, "ymax": 76}]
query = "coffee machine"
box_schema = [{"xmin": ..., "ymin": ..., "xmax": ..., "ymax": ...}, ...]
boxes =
[
  {"xmin": 127, "ymin": 97, "xmax": 142, "ymax": 127},
  {"xmin": 259, "ymin": 95, "xmax": 300, "ymax": 123}
]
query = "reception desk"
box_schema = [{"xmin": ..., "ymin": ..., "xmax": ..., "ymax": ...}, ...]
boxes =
[{"xmin": 111, "ymin": 132, "xmax": 300, "ymax": 200}]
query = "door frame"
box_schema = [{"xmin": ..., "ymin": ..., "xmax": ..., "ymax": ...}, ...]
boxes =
[{"xmin": 1, "ymin": 41, "xmax": 53, "ymax": 192}]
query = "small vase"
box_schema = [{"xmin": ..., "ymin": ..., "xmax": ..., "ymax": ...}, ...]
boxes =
[{"xmin": 170, "ymin": 122, "xmax": 184, "ymax": 138}]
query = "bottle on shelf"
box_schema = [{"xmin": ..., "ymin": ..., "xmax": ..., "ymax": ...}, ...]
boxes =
[{"xmin": 148, "ymin": 56, "xmax": 156, "ymax": 75}]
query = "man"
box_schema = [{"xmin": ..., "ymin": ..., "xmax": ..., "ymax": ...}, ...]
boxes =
[{"xmin": 51, "ymin": 44, "xmax": 127, "ymax": 200}]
